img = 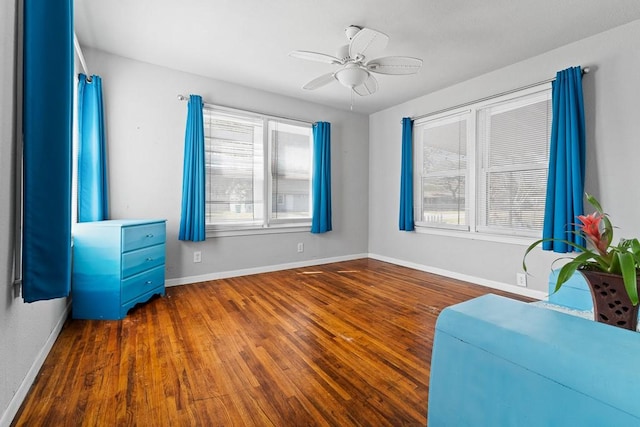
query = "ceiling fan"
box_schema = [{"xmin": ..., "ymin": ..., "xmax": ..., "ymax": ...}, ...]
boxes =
[{"xmin": 289, "ymin": 25, "xmax": 423, "ymax": 97}]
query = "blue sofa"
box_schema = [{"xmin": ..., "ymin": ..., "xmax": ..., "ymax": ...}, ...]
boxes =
[{"xmin": 428, "ymin": 293, "xmax": 640, "ymax": 426}]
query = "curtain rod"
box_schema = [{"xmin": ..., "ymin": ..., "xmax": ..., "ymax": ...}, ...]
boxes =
[
  {"xmin": 407, "ymin": 66, "xmax": 590, "ymax": 123},
  {"xmin": 73, "ymin": 32, "xmax": 92, "ymax": 81},
  {"xmin": 177, "ymin": 94, "xmax": 314, "ymax": 125}
]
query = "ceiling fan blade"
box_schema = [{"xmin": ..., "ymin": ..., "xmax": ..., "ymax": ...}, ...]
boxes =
[
  {"xmin": 349, "ymin": 28, "xmax": 389, "ymax": 60},
  {"xmin": 289, "ymin": 50, "xmax": 342, "ymax": 64},
  {"xmin": 353, "ymin": 73, "xmax": 378, "ymax": 96},
  {"xmin": 366, "ymin": 56, "xmax": 423, "ymax": 75},
  {"xmin": 303, "ymin": 72, "xmax": 336, "ymax": 90}
]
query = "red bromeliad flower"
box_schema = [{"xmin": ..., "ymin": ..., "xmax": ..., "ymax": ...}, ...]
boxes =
[
  {"xmin": 577, "ymin": 213, "xmax": 608, "ymax": 255},
  {"xmin": 577, "ymin": 213, "xmax": 600, "ymax": 238}
]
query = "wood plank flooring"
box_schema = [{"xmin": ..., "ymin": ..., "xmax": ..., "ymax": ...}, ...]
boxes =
[{"xmin": 12, "ymin": 259, "xmax": 533, "ymax": 426}]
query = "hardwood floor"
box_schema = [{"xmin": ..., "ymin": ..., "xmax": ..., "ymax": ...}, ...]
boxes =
[{"xmin": 12, "ymin": 259, "xmax": 533, "ymax": 426}]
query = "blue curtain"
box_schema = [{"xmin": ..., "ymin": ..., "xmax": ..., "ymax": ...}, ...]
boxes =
[
  {"xmin": 542, "ymin": 66, "xmax": 586, "ymax": 252},
  {"xmin": 22, "ymin": 0, "xmax": 73, "ymax": 302},
  {"xmin": 77, "ymin": 74, "xmax": 109, "ymax": 222},
  {"xmin": 311, "ymin": 122, "xmax": 332, "ymax": 233},
  {"xmin": 399, "ymin": 117, "xmax": 414, "ymax": 231},
  {"xmin": 179, "ymin": 95, "xmax": 206, "ymax": 241}
]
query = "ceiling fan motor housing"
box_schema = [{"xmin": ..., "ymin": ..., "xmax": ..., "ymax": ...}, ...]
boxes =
[{"xmin": 344, "ymin": 25, "xmax": 362, "ymax": 41}]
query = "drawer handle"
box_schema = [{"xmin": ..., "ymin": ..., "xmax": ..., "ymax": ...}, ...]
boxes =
[
  {"xmin": 146, "ymin": 257, "xmax": 154, "ymax": 262},
  {"xmin": 145, "ymin": 280, "xmax": 153, "ymax": 284},
  {"xmin": 146, "ymin": 234, "xmax": 154, "ymax": 238}
]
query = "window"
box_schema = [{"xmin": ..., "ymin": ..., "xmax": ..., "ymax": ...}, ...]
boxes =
[
  {"xmin": 203, "ymin": 106, "xmax": 312, "ymax": 231},
  {"xmin": 270, "ymin": 121, "xmax": 312, "ymax": 221},
  {"xmin": 414, "ymin": 85, "xmax": 552, "ymax": 238},
  {"xmin": 477, "ymin": 91, "xmax": 552, "ymax": 235},
  {"xmin": 415, "ymin": 111, "xmax": 471, "ymax": 230}
]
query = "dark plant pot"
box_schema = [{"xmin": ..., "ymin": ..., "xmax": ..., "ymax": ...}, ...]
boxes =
[{"xmin": 579, "ymin": 269, "xmax": 640, "ymax": 331}]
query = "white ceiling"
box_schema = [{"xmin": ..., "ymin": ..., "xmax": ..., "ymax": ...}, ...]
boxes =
[{"xmin": 75, "ymin": 0, "xmax": 640, "ymax": 114}]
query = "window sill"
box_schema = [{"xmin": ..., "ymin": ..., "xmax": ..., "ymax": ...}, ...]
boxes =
[
  {"xmin": 207, "ymin": 222, "xmax": 311, "ymax": 238},
  {"xmin": 414, "ymin": 223, "xmax": 538, "ymax": 246}
]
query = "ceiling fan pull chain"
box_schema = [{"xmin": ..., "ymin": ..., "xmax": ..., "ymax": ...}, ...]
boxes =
[{"xmin": 350, "ymin": 89, "xmax": 354, "ymax": 111}]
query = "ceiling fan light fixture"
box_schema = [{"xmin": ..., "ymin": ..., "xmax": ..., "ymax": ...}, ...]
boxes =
[{"xmin": 334, "ymin": 66, "xmax": 369, "ymax": 88}]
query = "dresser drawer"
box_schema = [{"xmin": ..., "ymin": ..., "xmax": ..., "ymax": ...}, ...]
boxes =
[
  {"xmin": 122, "ymin": 222, "xmax": 166, "ymax": 252},
  {"xmin": 122, "ymin": 244, "xmax": 165, "ymax": 278},
  {"xmin": 121, "ymin": 265, "xmax": 165, "ymax": 304}
]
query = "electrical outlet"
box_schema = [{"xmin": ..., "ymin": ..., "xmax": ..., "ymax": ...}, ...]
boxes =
[
  {"xmin": 193, "ymin": 251, "xmax": 202, "ymax": 263},
  {"xmin": 297, "ymin": 243, "xmax": 304, "ymax": 253},
  {"xmin": 516, "ymin": 272, "xmax": 527, "ymax": 287}
]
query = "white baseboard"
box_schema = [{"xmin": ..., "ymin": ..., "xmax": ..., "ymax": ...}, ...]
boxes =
[
  {"xmin": 166, "ymin": 252, "xmax": 547, "ymax": 300},
  {"xmin": 165, "ymin": 253, "xmax": 369, "ymax": 287},
  {"xmin": 0, "ymin": 300, "xmax": 72, "ymax": 427},
  {"xmin": 368, "ymin": 253, "xmax": 548, "ymax": 300}
]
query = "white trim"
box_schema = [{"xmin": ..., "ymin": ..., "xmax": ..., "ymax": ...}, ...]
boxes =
[
  {"xmin": 414, "ymin": 224, "xmax": 538, "ymax": 246},
  {"xmin": 367, "ymin": 253, "xmax": 548, "ymax": 300},
  {"xmin": 166, "ymin": 252, "xmax": 547, "ymax": 300},
  {"xmin": 207, "ymin": 223, "xmax": 311, "ymax": 238},
  {"xmin": 410, "ymin": 77, "xmax": 558, "ymax": 122},
  {"xmin": 0, "ymin": 300, "xmax": 72, "ymax": 427},
  {"xmin": 200, "ymin": 100, "xmax": 313, "ymax": 126},
  {"xmin": 165, "ymin": 253, "xmax": 369, "ymax": 287}
]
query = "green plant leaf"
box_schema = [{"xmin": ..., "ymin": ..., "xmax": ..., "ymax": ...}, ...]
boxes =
[
  {"xmin": 586, "ymin": 193, "xmax": 603, "ymax": 213},
  {"xmin": 586, "ymin": 193, "xmax": 614, "ymax": 248},
  {"xmin": 630, "ymin": 239, "xmax": 640, "ymax": 257},
  {"xmin": 554, "ymin": 251, "xmax": 597, "ymax": 292},
  {"xmin": 572, "ymin": 251, "xmax": 599, "ymax": 265},
  {"xmin": 523, "ymin": 237, "xmax": 588, "ymax": 272},
  {"xmin": 552, "ymin": 252, "xmax": 614, "ymax": 294},
  {"xmin": 522, "ymin": 239, "xmax": 543, "ymax": 272},
  {"xmin": 555, "ymin": 261, "xmax": 583, "ymax": 293},
  {"xmin": 629, "ymin": 240, "xmax": 640, "ymax": 268},
  {"xmin": 608, "ymin": 250, "xmax": 621, "ymax": 274},
  {"xmin": 617, "ymin": 252, "xmax": 639, "ymax": 305}
]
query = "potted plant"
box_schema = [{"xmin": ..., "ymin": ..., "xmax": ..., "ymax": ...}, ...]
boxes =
[{"xmin": 523, "ymin": 193, "xmax": 640, "ymax": 330}]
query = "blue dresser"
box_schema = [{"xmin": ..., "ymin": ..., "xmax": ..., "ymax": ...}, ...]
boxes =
[{"xmin": 72, "ymin": 219, "xmax": 167, "ymax": 320}]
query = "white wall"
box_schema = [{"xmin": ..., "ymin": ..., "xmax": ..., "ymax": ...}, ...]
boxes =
[
  {"xmin": 0, "ymin": 3, "xmax": 69, "ymax": 426},
  {"xmin": 369, "ymin": 19, "xmax": 640, "ymax": 294},
  {"xmin": 83, "ymin": 49, "xmax": 370, "ymax": 283}
]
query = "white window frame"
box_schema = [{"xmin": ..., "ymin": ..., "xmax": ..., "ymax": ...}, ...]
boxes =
[
  {"xmin": 413, "ymin": 83, "xmax": 552, "ymax": 243},
  {"xmin": 267, "ymin": 119, "xmax": 314, "ymax": 226},
  {"xmin": 476, "ymin": 89, "xmax": 552, "ymax": 237},
  {"xmin": 204, "ymin": 105, "xmax": 313, "ymax": 237},
  {"xmin": 414, "ymin": 109, "xmax": 474, "ymax": 232}
]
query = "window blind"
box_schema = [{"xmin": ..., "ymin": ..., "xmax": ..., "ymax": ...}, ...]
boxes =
[
  {"xmin": 419, "ymin": 115, "xmax": 468, "ymax": 227},
  {"xmin": 270, "ymin": 122, "xmax": 312, "ymax": 220},
  {"xmin": 204, "ymin": 110, "xmax": 264, "ymax": 224},
  {"xmin": 477, "ymin": 92, "xmax": 552, "ymax": 233}
]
